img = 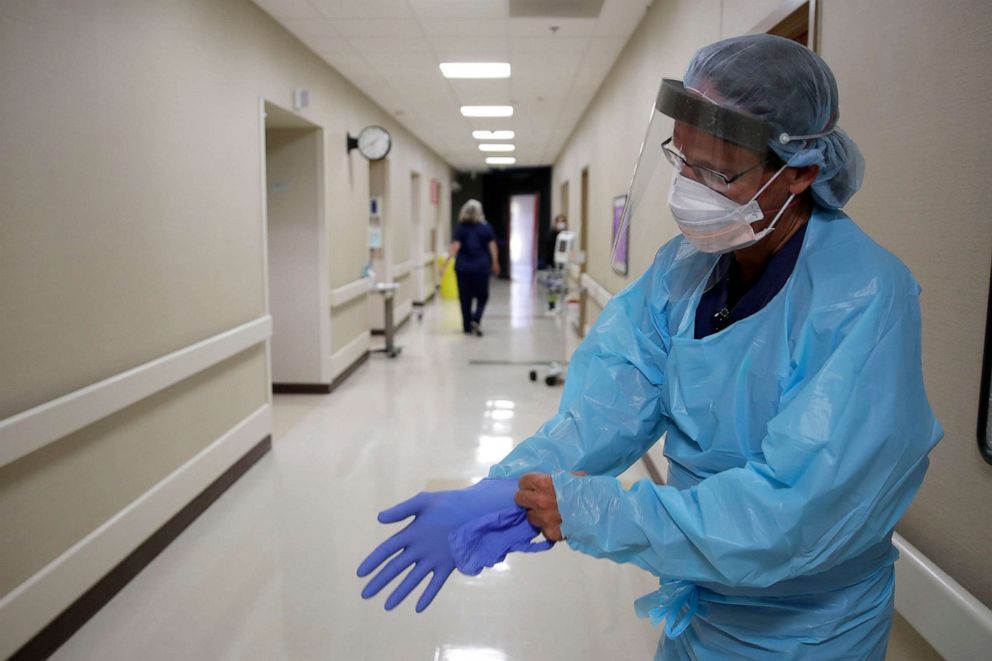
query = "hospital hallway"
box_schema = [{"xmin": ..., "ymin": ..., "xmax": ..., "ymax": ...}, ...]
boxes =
[
  {"xmin": 48, "ymin": 281, "xmax": 659, "ymax": 660},
  {"xmin": 4, "ymin": 2, "xmax": 991, "ymax": 658}
]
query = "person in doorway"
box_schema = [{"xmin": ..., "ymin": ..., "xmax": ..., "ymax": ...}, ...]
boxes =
[
  {"xmin": 359, "ymin": 35, "xmax": 942, "ymax": 660},
  {"xmin": 545, "ymin": 214, "xmax": 568, "ymax": 267},
  {"xmin": 445, "ymin": 199, "xmax": 499, "ymax": 336}
]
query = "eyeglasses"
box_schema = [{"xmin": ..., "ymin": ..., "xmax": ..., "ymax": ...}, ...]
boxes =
[{"xmin": 661, "ymin": 137, "xmax": 765, "ymax": 193}]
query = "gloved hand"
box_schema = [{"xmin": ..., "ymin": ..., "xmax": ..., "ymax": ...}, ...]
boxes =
[
  {"xmin": 357, "ymin": 478, "xmax": 538, "ymax": 612},
  {"xmin": 448, "ymin": 505, "xmax": 552, "ymax": 575}
]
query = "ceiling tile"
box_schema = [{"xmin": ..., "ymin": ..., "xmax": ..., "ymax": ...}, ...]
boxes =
[
  {"xmin": 448, "ymin": 79, "xmax": 513, "ymax": 104},
  {"xmin": 363, "ymin": 51, "xmax": 439, "ymax": 73},
  {"xmin": 508, "ymin": 17, "xmax": 596, "ymax": 37},
  {"xmin": 510, "ymin": 35, "xmax": 589, "ymax": 56},
  {"xmin": 419, "ymin": 18, "xmax": 508, "ymax": 38},
  {"xmin": 409, "ymin": 0, "xmax": 509, "ymax": 20},
  {"xmin": 333, "ymin": 17, "xmax": 424, "ymax": 38},
  {"xmin": 510, "ymin": 53, "xmax": 580, "ymax": 77},
  {"xmin": 347, "ymin": 35, "xmax": 433, "ymax": 54},
  {"xmin": 309, "ymin": 0, "xmax": 414, "ymax": 19},
  {"xmin": 429, "ymin": 36, "xmax": 510, "ymax": 61}
]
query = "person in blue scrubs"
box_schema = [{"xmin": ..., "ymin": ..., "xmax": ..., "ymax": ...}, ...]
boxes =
[
  {"xmin": 446, "ymin": 199, "xmax": 500, "ymax": 336},
  {"xmin": 495, "ymin": 35, "xmax": 943, "ymax": 659}
]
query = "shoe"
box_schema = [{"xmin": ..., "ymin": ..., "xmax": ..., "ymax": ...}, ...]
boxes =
[{"xmin": 471, "ymin": 321, "xmax": 483, "ymax": 337}]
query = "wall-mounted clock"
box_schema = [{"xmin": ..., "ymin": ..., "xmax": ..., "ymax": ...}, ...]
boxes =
[{"xmin": 347, "ymin": 125, "xmax": 392, "ymax": 161}]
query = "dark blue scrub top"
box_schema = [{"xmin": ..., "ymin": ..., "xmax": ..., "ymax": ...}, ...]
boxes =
[
  {"xmin": 694, "ymin": 220, "xmax": 808, "ymax": 339},
  {"xmin": 454, "ymin": 222, "xmax": 496, "ymax": 274}
]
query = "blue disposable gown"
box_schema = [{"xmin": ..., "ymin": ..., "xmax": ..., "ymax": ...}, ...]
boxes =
[{"xmin": 489, "ymin": 208, "xmax": 943, "ymax": 659}]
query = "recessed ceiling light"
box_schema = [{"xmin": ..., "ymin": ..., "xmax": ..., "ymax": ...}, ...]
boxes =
[
  {"xmin": 461, "ymin": 106, "xmax": 513, "ymax": 117},
  {"xmin": 473, "ymin": 130, "xmax": 515, "ymax": 140},
  {"xmin": 486, "ymin": 157, "xmax": 516, "ymax": 165},
  {"xmin": 440, "ymin": 62, "xmax": 511, "ymax": 79},
  {"xmin": 479, "ymin": 144, "xmax": 515, "ymax": 152}
]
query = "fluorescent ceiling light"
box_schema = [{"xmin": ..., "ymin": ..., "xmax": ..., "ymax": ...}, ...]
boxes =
[
  {"xmin": 440, "ymin": 62, "xmax": 511, "ymax": 79},
  {"xmin": 461, "ymin": 106, "xmax": 513, "ymax": 117},
  {"xmin": 486, "ymin": 157, "xmax": 516, "ymax": 165},
  {"xmin": 473, "ymin": 130, "xmax": 515, "ymax": 140},
  {"xmin": 479, "ymin": 144, "xmax": 515, "ymax": 152}
]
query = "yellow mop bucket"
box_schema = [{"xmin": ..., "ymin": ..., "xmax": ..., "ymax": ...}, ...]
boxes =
[{"xmin": 437, "ymin": 256, "xmax": 459, "ymax": 299}]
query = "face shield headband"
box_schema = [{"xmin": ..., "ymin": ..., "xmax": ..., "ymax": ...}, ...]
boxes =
[{"xmin": 610, "ymin": 79, "xmax": 777, "ymax": 264}]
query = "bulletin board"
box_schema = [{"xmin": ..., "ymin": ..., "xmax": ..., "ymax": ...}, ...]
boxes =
[{"xmin": 610, "ymin": 194, "xmax": 629, "ymax": 276}]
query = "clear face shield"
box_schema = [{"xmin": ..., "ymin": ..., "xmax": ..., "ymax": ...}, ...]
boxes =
[{"xmin": 611, "ymin": 79, "xmax": 791, "ymax": 260}]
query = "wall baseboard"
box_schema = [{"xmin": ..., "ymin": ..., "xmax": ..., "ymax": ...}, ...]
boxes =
[
  {"xmin": 272, "ymin": 382, "xmax": 331, "ymax": 394},
  {"xmin": 328, "ymin": 351, "xmax": 369, "ymax": 392},
  {"xmin": 328, "ymin": 332, "xmax": 370, "ymax": 381},
  {"xmin": 0, "ymin": 404, "xmax": 272, "ymax": 660}
]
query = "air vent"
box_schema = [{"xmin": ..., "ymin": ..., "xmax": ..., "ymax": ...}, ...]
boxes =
[{"xmin": 509, "ymin": 0, "xmax": 605, "ymax": 18}]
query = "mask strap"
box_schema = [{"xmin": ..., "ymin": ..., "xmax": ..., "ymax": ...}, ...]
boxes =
[
  {"xmin": 749, "ymin": 163, "xmax": 789, "ymax": 203},
  {"xmin": 753, "ymin": 192, "xmax": 797, "ymax": 239}
]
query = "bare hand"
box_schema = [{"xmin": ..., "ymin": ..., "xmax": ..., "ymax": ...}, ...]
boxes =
[
  {"xmin": 492, "ymin": 262, "xmax": 501, "ymax": 276},
  {"xmin": 515, "ymin": 473, "xmax": 564, "ymax": 541}
]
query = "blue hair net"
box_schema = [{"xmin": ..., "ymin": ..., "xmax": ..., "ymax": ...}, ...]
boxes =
[{"xmin": 684, "ymin": 34, "xmax": 864, "ymax": 209}]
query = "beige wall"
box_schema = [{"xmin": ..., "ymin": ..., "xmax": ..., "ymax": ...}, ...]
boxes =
[
  {"xmin": 0, "ymin": 0, "xmax": 452, "ymax": 641},
  {"xmin": 0, "ymin": 0, "xmax": 451, "ymax": 418},
  {"xmin": 553, "ymin": 0, "xmax": 992, "ymax": 607}
]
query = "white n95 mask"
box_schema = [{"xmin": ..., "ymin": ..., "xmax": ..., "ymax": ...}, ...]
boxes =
[{"xmin": 668, "ymin": 166, "xmax": 794, "ymax": 254}]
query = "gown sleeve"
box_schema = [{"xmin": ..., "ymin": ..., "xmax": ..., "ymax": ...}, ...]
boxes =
[
  {"xmin": 551, "ymin": 274, "xmax": 943, "ymax": 587},
  {"xmin": 488, "ymin": 249, "xmax": 675, "ymax": 479}
]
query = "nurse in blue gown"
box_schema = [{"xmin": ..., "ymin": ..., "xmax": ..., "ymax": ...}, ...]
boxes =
[
  {"xmin": 499, "ymin": 35, "xmax": 943, "ymax": 659},
  {"xmin": 358, "ymin": 34, "xmax": 943, "ymax": 660}
]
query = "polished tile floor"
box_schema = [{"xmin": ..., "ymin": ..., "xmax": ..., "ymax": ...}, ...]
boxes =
[
  {"xmin": 53, "ymin": 280, "xmax": 939, "ymax": 660},
  {"xmin": 53, "ymin": 281, "xmax": 661, "ymax": 661}
]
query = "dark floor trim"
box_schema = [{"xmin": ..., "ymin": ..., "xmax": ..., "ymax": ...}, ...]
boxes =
[
  {"xmin": 641, "ymin": 454, "xmax": 665, "ymax": 485},
  {"xmin": 11, "ymin": 435, "xmax": 273, "ymax": 661},
  {"xmin": 413, "ymin": 290, "xmax": 436, "ymax": 306},
  {"xmin": 371, "ymin": 311, "xmax": 412, "ymax": 336},
  {"xmin": 272, "ymin": 382, "xmax": 332, "ymax": 394},
  {"xmin": 328, "ymin": 350, "xmax": 369, "ymax": 392}
]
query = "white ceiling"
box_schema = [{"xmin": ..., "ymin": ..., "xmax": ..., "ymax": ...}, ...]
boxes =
[{"xmin": 252, "ymin": 0, "xmax": 653, "ymax": 170}]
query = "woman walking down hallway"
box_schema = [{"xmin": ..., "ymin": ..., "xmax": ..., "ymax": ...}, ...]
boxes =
[{"xmin": 445, "ymin": 199, "xmax": 500, "ymax": 336}]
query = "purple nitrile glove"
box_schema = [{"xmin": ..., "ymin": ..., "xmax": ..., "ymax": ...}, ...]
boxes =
[
  {"xmin": 448, "ymin": 505, "xmax": 552, "ymax": 575},
  {"xmin": 358, "ymin": 478, "xmax": 550, "ymax": 612}
]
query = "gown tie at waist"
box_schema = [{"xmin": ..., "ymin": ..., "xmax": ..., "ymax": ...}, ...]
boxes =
[{"xmin": 635, "ymin": 580, "xmax": 699, "ymax": 639}]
